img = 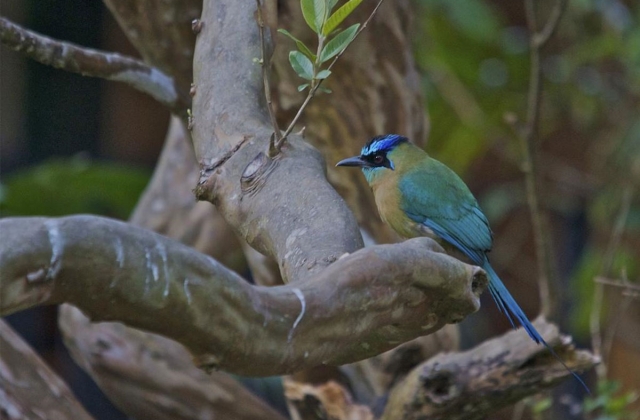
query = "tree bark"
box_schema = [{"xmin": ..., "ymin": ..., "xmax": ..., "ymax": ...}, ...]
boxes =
[
  {"xmin": 59, "ymin": 306, "xmax": 285, "ymax": 420},
  {"xmin": 381, "ymin": 318, "xmax": 598, "ymax": 420},
  {"xmin": 0, "ymin": 320, "xmax": 94, "ymax": 420},
  {"xmin": 0, "ymin": 215, "xmax": 483, "ymax": 376}
]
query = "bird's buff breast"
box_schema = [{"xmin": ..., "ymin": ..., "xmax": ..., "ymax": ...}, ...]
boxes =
[{"xmin": 371, "ymin": 176, "xmax": 434, "ymax": 240}]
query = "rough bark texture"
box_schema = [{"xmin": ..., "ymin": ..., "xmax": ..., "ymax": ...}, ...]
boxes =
[
  {"xmin": 0, "ymin": 320, "xmax": 94, "ymax": 420},
  {"xmin": 284, "ymin": 379, "xmax": 373, "ymax": 420},
  {"xmin": 343, "ymin": 324, "xmax": 460, "ymax": 403},
  {"xmin": 55, "ymin": 116, "xmax": 276, "ymax": 419},
  {"xmin": 101, "ymin": 0, "xmax": 200, "ymax": 94},
  {"xmin": 0, "ymin": 215, "xmax": 484, "ymax": 376},
  {"xmin": 128, "ymin": 116, "xmax": 246, "ymax": 274},
  {"xmin": 58, "ymin": 306, "xmax": 285, "ymax": 420},
  {"xmin": 191, "ymin": 0, "xmax": 364, "ymax": 284},
  {"xmin": 381, "ymin": 318, "xmax": 598, "ymax": 420}
]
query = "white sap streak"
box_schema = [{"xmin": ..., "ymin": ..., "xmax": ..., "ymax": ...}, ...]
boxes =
[
  {"xmin": 156, "ymin": 241, "xmax": 170, "ymax": 298},
  {"xmin": 110, "ymin": 237, "xmax": 125, "ymax": 288},
  {"xmin": 144, "ymin": 249, "xmax": 153, "ymax": 294},
  {"xmin": 183, "ymin": 279, "xmax": 192, "ymax": 304},
  {"xmin": 115, "ymin": 237, "xmax": 125, "ymax": 268},
  {"xmin": 288, "ymin": 288, "xmax": 306, "ymax": 343},
  {"xmin": 151, "ymin": 255, "xmax": 159, "ymax": 283},
  {"xmin": 44, "ymin": 220, "xmax": 64, "ymax": 280}
]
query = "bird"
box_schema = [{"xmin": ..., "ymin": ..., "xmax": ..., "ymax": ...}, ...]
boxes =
[{"xmin": 336, "ymin": 133, "xmax": 588, "ymax": 392}]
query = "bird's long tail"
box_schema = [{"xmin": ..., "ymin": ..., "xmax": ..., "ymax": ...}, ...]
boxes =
[{"xmin": 482, "ymin": 260, "xmax": 590, "ymax": 393}]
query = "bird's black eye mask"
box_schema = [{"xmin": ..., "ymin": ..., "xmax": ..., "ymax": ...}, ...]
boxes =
[{"xmin": 361, "ymin": 152, "xmax": 394, "ymax": 170}]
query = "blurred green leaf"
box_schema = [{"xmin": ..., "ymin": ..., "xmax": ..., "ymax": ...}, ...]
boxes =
[
  {"xmin": 301, "ymin": 0, "xmax": 326, "ymax": 34},
  {"xmin": 531, "ymin": 396, "xmax": 552, "ymax": 413},
  {"xmin": 323, "ymin": 0, "xmax": 362, "ymax": 36},
  {"xmin": 584, "ymin": 380, "xmax": 639, "ymax": 420},
  {"xmin": 319, "ymin": 23, "xmax": 359, "ymax": 63},
  {"xmin": 315, "ymin": 69, "xmax": 331, "ymax": 79},
  {"xmin": 278, "ymin": 29, "xmax": 317, "ymax": 61},
  {"xmin": 298, "ymin": 83, "xmax": 310, "ymax": 91},
  {"xmin": 0, "ymin": 157, "xmax": 150, "ymax": 219},
  {"xmin": 289, "ymin": 50, "xmax": 314, "ymax": 80}
]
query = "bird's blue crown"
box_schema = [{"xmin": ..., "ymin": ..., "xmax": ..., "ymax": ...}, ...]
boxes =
[{"xmin": 361, "ymin": 134, "xmax": 408, "ymax": 157}]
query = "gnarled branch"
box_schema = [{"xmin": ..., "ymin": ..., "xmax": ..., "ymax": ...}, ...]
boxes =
[
  {"xmin": 0, "ymin": 320, "xmax": 95, "ymax": 420},
  {"xmin": 0, "ymin": 16, "xmax": 189, "ymax": 112},
  {"xmin": 59, "ymin": 306, "xmax": 286, "ymax": 420},
  {"xmin": 191, "ymin": 1, "xmax": 364, "ymax": 284},
  {"xmin": 381, "ymin": 318, "xmax": 598, "ymax": 420},
  {"xmin": 0, "ymin": 215, "xmax": 484, "ymax": 376}
]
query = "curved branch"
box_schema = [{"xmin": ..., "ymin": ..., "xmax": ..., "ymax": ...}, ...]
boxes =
[
  {"xmin": 381, "ymin": 318, "xmax": 598, "ymax": 420},
  {"xmin": 0, "ymin": 320, "xmax": 95, "ymax": 420},
  {"xmin": 58, "ymin": 306, "xmax": 285, "ymax": 420},
  {"xmin": 0, "ymin": 16, "xmax": 189, "ymax": 112},
  {"xmin": 0, "ymin": 215, "xmax": 484, "ymax": 377}
]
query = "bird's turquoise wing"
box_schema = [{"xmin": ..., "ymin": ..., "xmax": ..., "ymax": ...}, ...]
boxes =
[{"xmin": 398, "ymin": 159, "xmax": 492, "ymax": 264}]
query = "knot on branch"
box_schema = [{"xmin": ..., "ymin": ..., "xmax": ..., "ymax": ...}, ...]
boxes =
[
  {"xmin": 241, "ymin": 151, "xmax": 278, "ymax": 196},
  {"xmin": 420, "ymin": 366, "xmax": 461, "ymax": 405}
]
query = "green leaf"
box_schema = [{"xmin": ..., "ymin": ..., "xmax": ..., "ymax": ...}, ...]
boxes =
[
  {"xmin": 277, "ymin": 29, "xmax": 316, "ymax": 61},
  {"xmin": 298, "ymin": 83, "xmax": 310, "ymax": 91},
  {"xmin": 329, "ymin": 0, "xmax": 339, "ymax": 11},
  {"xmin": 315, "ymin": 69, "xmax": 331, "ymax": 79},
  {"xmin": 318, "ymin": 85, "xmax": 332, "ymax": 94},
  {"xmin": 319, "ymin": 23, "xmax": 359, "ymax": 63},
  {"xmin": 289, "ymin": 51, "xmax": 314, "ymax": 80},
  {"xmin": 301, "ymin": 0, "xmax": 326, "ymax": 34},
  {"xmin": 323, "ymin": 0, "xmax": 363, "ymax": 36}
]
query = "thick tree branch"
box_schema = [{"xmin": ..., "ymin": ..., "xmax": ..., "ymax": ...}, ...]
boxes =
[
  {"xmin": 128, "ymin": 116, "xmax": 246, "ymax": 273},
  {"xmin": 381, "ymin": 318, "xmax": 598, "ymax": 420},
  {"xmin": 58, "ymin": 306, "xmax": 285, "ymax": 420},
  {"xmin": 57, "ymin": 116, "xmax": 278, "ymax": 419},
  {"xmin": 0, "ymin": 16, "xmax": 189, "ymax": 113},
  {"xmin": 191, "ymin": 1, "xmax": 365, "ymax": 283},
  {"xmin": 0, "ymin": 320, "xmax": 94, "ymax": 420},
  {"xmin": 1, "ymin": 215, "xmax": 485, "ymax": 377}
]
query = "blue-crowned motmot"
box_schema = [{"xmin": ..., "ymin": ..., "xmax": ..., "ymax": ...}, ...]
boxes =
[{"xmin": 337, "ymin": 134, "xmax": 588, "ymax": 391}]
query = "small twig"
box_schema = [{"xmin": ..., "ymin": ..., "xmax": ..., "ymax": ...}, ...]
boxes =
[
  {"xmin": 0, "ymin": 16, "xmax": 189, "ymax": 113},
  {"xmin": 256, "ymin": 0, "xmax": 282, "ymax": 157},
  {"xmin": 602, "ymin": 272, "xmax": 636, "ymax": 379},
  {"xmin": 277, "ymin": 0, "xmax": 386, "ymax": 147},
  {"xmin": 590, "ymin": 186, "xmax": 635, "ymax": 380},
  {"xmin": 520, "ymin": 0, "xmax": 567, "ymax": 319},
  {"xmin": 533, "ymin": 0, "xmax": 568, "ymax": 48},
  {"xmin": 595, "ymin": 276, "xmax": 640, "ymax": 293}
]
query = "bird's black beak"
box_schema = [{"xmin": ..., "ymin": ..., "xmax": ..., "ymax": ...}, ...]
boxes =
[{"xmin": 336, "ymin": 156, "xmax": 368, "ymax": 168}]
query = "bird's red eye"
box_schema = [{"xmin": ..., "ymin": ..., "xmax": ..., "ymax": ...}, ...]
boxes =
[{"xmin": 374, "ymin": 155, "xmax": 384, "ymax": 164}]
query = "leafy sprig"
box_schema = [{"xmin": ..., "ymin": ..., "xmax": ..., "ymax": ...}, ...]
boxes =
[
  {"xmin": 270, "ymin": 0, "xmax": 383, "ymax": 148},
  {"xmin": 279, "ymin": 0, "xmax": 362, "ymax": 94}
]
